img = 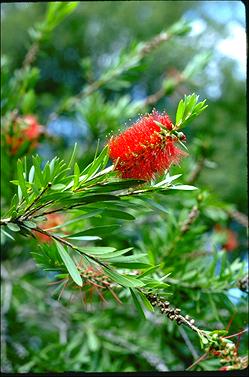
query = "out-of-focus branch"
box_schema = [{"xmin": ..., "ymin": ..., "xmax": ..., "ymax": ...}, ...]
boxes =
[
  {"xmin": 165, "ymin": 203, "xmax": 200, "ymax": 258},
  {"xmin": 227, "ymin": 209, "xmax": 248, "ymax": 228},
  {"xmin": 22, "ymin": 42, "xmax": 39, "ymax": 68},
  {"xmin": 98, "ymin": 329, "xmax": 169, "ymax": 371},
  {"xmin": 54, "ymin": 20, "xmax": 191, "ymax": 113},
  {"xmin": 187, "ymin": 158, "xmax": 205, "ymax": 184}
]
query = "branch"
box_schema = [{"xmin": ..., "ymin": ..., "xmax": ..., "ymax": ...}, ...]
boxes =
[
  {"xmin": 227, "ymin": 209, "xmax": 248, "ymax": 228},
  {"xmin": 187, "ymin": 158, "xmax": 205, "ymax": 184},
  {"xmin": 146, "ymin": 293, "xmax": 207, "ymax": 338},
  {"xmin": 31, "ymin": 226, "xmax": 111, "ymax": 270},
  {"xmin": 22, "ymin": 42, "xmax": 39, "ymax": 68}
]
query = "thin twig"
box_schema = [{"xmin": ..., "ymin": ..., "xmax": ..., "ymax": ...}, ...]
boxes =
[
  {"xmin": 186, "ymin": 352, "xmax": 208, "ymax": 370},
  {"xmin": 187, "ymin": 158, "xmax": 205, "ymax": 184},
  {"xmin": 18, "ymin": 183, "xmax": 52, "ymax": 220},
  {"xmin": 31, "ymin": 226, "xmax": 110, "ymax": 270}
]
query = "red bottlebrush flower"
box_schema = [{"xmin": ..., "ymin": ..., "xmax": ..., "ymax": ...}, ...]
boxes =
[
  {"xmin": 23, "ymin": 115, "xmax": 44, "ymax": 140},
  {"xmin": 6, "ymin": 115, "xmax": 44, "ymax": 155},
  {"xmin": 34, "ymin": 213, "xmax": 64, "ymax": 243},
  {"xmin": 108, "ymin": 110, "xmax": 187, "ymax": 180}
]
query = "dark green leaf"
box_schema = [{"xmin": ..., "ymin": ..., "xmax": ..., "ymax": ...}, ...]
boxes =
[
  {"xmin": 137, "ymin": 291, "xmax": 154, "ymax": 312},
  {"xmin": 130, "ymin": 288, "xmax": 146, "ymax": 319},
  {"xmin": 69, "ymin": 225, "xmax": 120, "ymax": 237},
  {"xmin": 101, "ymin": 209, "xmax": 135, "ymax": 220},
  {"xmin": 55, "ymin": 240, "xmax": 82, "ymax": 287}
]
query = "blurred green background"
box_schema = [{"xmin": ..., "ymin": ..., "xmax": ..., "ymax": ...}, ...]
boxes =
[{"xmin": 1, "ymin": 1, "xmax": 247, "ymax": 373}]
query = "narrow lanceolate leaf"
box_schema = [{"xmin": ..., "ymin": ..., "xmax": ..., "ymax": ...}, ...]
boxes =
[
  {"xmin": 73, "ymin": 162, "xmax": 80, "ymax": 189},
  {"xmin": 69, "ymin": 225, "xmax": 120, "ymax": 238},
  {"xmin": 175, "ymin": 99, "xmax": 185, "ymax": 126},
  {"xmin": 137, "ymin": 290, "xmax": 154, "ymax": 312},
  {"xmin": 81, "ymin": 145, "xmax": 109, "ymax": 180},
  {"xmin": 130, "ymin": 288, "xmax": 146, "ymax": 319},
  {"xmin": 1, "ymin": 229, "xmax": 15, "ymax": 240},
  {"xmin": 28, "ymin": 166, "xmax": 35, "ymax": 183},
  {"xmin": 101, "ymin": 209, "xmax": 135, "ymax": 220},
  {"xmin": 55, "ymin": 240, "xmax": 82, "ymax": 287},
  {"xmin": 153, "ymin": 174, "xmax": 182, "ymax": 187},
  {"xmin": 92, "ymin": 247, "xmax": 134, "ymax": 259},
  {"xmin": 92, "ymin": 179, "xmax": 145, "ymax": 192},
  {"xmin": 32, "ymin": 155, "xmax": 44, "ymax": 187},
  {"xmin": 76, "ymin": 247, "xmax": 117, "ymax": 255},
  {"xmin": 103, "ymin": 268, "xmax": 145, "ymax": 288},
  {"xmin": 68, "ymin": 142, "xmax": 78, "ymax": 169},
  {"xmin": 66, "ymin": 235, "xmax": 102, "ymax": 241},
  {"xmin": 170, "ymin": 185, "xmax": 198, "ymax": 191},
  {"xmin": 7, "ymin": 223, "xmax": 21, "ymax": 232},
  {"xmin": 23, "ymin": 220, "xmax": 37, "ymax": 229},
  {"xmin": 17, "ymin": 159, "xmax": 28, "ymax": 199}
]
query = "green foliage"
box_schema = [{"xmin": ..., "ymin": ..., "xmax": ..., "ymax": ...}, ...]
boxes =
[
  {"xmin": 1, "ymin": 2, "xmax": 247, "ymax": 374},
  {"xmin": 175, "ymin": 93, "xmax": 208, "ymax": 129}
]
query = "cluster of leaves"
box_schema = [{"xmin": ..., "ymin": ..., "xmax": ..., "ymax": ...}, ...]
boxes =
[{"xmin": 2, "ymin": 121, "xmax": 199, "ymax": 300}]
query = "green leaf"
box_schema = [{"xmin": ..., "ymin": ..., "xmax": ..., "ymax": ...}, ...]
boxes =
[
  {"xmin": 101, "ymin": 209, "xmax": 135, "ymax": 220},
  {"xmin": 66, "ymin": 235, "xmax": 102, "ymax": 241},
  {"xmin": 175, "ymin": 99, "xmax": 185, "ymax": 126},
  {"xmin": 18, "ymin": 186, "xmax": 23, "ymax": 203},
  {"xmin": 170, "ymin": 185, "xmax": 198, "ymax": 191},
  {"xmin": 81, "ymin": 145, "xmax": 109, "ymax": 180},
  {"xmin": 92, "ymin": 179, "xmax": 144, "ymax": 192},
  {"xmin": 45, "ymin": 2, "xmax": 79, "ymax": 32},
  {"xmin": 68, "ymin": 142, "xmax": 78, "ymax": 169},
  {"xmin": 73, "ymin": 194, "xmax": 121, "ymax": 204},
  {"xmin": 111, "ymin": 262, "xmax": 151, "ymax": 269},
  {"xmin": 55, "ymin": 240, "xmax": 82, "ymax": 287},
  {"xmin": 77, "ymin": 247, "xmax": 117, "ymax": 255},
  {"xmin": 94, "ymin": 247, "xmax": 133, "ymax": 259},
  {"xmin": 1, "ymin": 229, "xmax": 15, "ymax": 240},
  {"xmin": 103, "ymin": 268, "xmax": 144, "ymax": 288},
  {"xmin": 175, "ymin": 94, "xmax": 208, "ymax": 129},
  {"xmin": 32, "ymin": 155, "xmax": 44, "ymax": 187},
  {"xmin": 73, "ymin": 162, "xmax": 80, "ymax": 189},
  {"xmin": 7, "ymin": 223, "xmax": 20, "ymax": 232},
  {"xmin": 17, "ymin": 159, "xmax": 28, "ymax": 199},
  {"xmin": 130, "ymin": 288, "xmax": 146, "ymax": 319},
  {"xmin": 51, "ymin": 184, "xmax": 66, "ymax": 191},
  {"xmin": 43, "ymin": 161, "xmax": 51, "ymax": 183},
  {"xmin": 137, "ymin": 291, "xmax": 154, "ymax": 312},
  {"xmin": 23, "ymin": 220, "xmax": 37, "ymax": 229},
  {"xmin": 69, "ymin": 225, "xmax": 120, "ymax": 237},
  {"xmin": 107, "ymin": 253, "xmax": 147, "ymax": 263},
  {"xmin": 154, "ymin": 174, "xmax": 182, "ymax": 187},
  {"xmin": 137, "ymin": 265, "xmax": 161, "ymax": 278},
  {"xmin": 28, "ymin": 166, "xmax": 35, "ymax": 184}
]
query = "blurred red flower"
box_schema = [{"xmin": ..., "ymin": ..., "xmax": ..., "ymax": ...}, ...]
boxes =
[
  {"xmin": 34, "ymin": 213, "xmax": 64, "ymax": 243},
  {"xmin": 6, "ymin": 115, "xmax": 44, "ymax": 155},
  {"xmin": 108, "ymin": 110, "xmax": 187, "ymax": 180},
  {"xmin": 214, "ymin": 224, "xmax": 238, "ymax": 252}
]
